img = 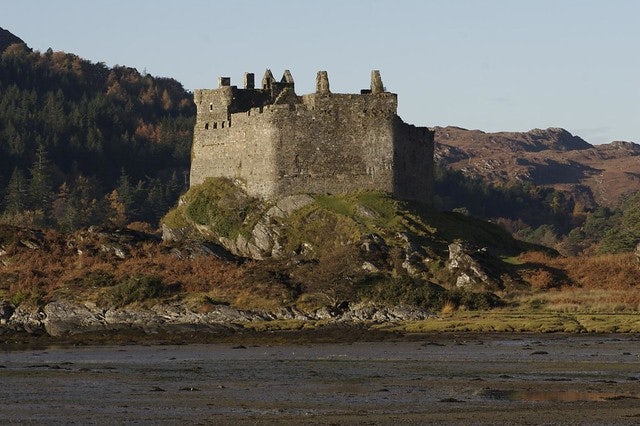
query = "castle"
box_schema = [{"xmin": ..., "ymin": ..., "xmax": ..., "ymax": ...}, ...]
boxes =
[{"xmin": 190, "ymin": 69, "xmax": 434, "ymax": 204}]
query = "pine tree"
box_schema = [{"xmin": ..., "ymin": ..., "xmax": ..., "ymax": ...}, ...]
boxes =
[
  {"xmin": 28, "ymin": 145, "xmax": 54, "ymax": 212},
  {"xmin": 51, "ymin": 182, "xmax": 77, "ymax": 232},
  {"xmin": 164, "ymin": 171, "xmax": 182, "ymax": 208},
  {"xmin": 143, "ymin": 178, "xmax": 164, "ymax": 223},
  {"xmin": 3, "ymin": 167, "xmax": 28, "ymax": 214},
  {"xmin": 116, "ymin": 169, "xmax": 135, "ymax": 220},
  {"xmin": 106, "ymin": 190, "xmax": 127, "ymax": 227}
]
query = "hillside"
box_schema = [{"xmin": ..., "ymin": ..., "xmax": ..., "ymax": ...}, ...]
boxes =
[
  {"xmin": 3, "ymin": 179, "xmax": 640, "ymax": 341},
  {"xmin": 435, "ymin": 126, "xmax": 640, "ymax": 208},
  {"xmin": 0, "ymin": 178, "xmax": 556, "ymax": 328},
  {"xmin": 0, "ymin": 27, "xmax": 194, "ymax": 229},
  {"xmin": 0, "ymin": 27, "xmax": 25, "ymax": 52}
]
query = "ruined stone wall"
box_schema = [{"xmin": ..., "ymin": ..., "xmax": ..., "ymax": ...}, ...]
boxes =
[
  {"xmin": 190, "ymin": 71, "xmax": 435, "ymax": 204},
  {"xmin": 393, "ymin": 119, "xmax": 435, "ymax": 203},
  {"xmin": 269, "ymin": 93, "xmax": 397, "ymax": 197},
  {"xmin": 191, "ymin": 104, "xmax": 280, "ymax": 198}
]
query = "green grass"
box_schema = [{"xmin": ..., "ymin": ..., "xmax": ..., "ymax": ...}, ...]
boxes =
[
  {"xmin": 314, "ymin": 194, "xmax": 355, "ymax": 217},
  {"xmin": 164, "ymin": 180, "xmax": 537, "ymax": 261},
  {"xmin": 283, "ymin": 204, "xmax": 362, "ymax": 256},
  {"xmin": 380, "ymin": 310, "xmax": 640, "ymax": 333},
  {"xmin": 163, "ymin": 177, "xmax": 263, "ymax": 240},
  {"xmin": 501, "ymin": 256, "xmax": 524, "ymax": 265}
]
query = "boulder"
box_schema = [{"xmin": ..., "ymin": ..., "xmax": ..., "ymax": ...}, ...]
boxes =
[
  {"xmin": 162, "ymin": 223, "xmax": 190, "ymax": 243},
  {"xmin": 362, "ymin": 261, "xmax": 380, "ymax": 273},
  {"xmin": 6, "ymin": 306, "xmax": 45, "ymax": 333},
  {"xmin": 447, "ymin": 241, "xmax": 501, "ymax": 290},
  {"xmin": 42, "ymin": 301, "xmax": 105, "ymax": 336}
]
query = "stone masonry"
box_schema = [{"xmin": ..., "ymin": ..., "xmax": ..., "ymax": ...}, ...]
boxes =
[{"xmin": 190, "ymin": 69, "xmax": 434, "ymax": 204}]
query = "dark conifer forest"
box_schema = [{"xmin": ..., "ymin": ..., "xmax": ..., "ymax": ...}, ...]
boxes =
[{"xmin": 0, "ymin": 38, "xmax": 193, "ymax": 230}]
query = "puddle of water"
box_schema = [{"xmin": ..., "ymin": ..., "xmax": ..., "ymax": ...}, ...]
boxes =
[{"xmin": 479, "ymin": 389, "xmax": 639, "ymax": 402}]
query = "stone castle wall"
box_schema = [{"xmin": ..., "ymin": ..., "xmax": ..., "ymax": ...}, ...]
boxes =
[{"xmin": 190, "ymin": 70, "xmax": 434, "ymax": 203}]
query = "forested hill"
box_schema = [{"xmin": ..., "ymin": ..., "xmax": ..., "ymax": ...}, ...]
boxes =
[
  {"xmin": 0, "ymin": 28, "xmax": 194, "ymax": 230},
  {"xmin": 0, "ymin": 27, "xmax": 25, "ymax": 52}
]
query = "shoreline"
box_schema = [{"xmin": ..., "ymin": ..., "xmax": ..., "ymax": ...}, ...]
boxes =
[
  {"xmin": 0, "ymin": 323, "xmax": 407, "ymax": 351},
  {"xmin": 2, "ymin": 319, "xmax": 640, "ymax": 352},
  {"xmin": 2, "ymin": 300, "xmax": 639, "ymax": 351}
]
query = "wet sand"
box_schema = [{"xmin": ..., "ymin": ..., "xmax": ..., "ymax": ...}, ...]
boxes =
[{"xmin": 1, "ymin": 333, "xmax": 640, "ymax": 424}]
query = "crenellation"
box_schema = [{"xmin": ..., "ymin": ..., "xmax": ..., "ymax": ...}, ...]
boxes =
[
  {"xmin": 190, "ymin": 69, "xmax": 434, "ymax": 204},
  {"xmin": 315, "ymin": 71, "xmax": 330, "ymax": 94},
  {"xmin": 281, "ymin": 69, "xmax": 294, "ymax": 84},
  {"xmin": 370, "ymin": 70, "xmax": 384, "ymax": 94},
  {"xmin": 243, "ymin": 72, "xmax": 255, "ymax": 89}
]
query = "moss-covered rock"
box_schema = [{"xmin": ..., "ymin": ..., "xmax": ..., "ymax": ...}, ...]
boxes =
[{"xmin": 162, "ymin": 178, "xmax": 541, "ymax": 301}]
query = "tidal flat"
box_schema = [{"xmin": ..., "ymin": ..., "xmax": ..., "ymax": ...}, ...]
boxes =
[{"xmin": 1, "ymin": 333, "xmax": 640, "ymax": 424}]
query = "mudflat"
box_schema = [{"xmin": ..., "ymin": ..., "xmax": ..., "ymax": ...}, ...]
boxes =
[{"xmin": 1, "ymin": 333, "xmax": 639, "ymax": 424}]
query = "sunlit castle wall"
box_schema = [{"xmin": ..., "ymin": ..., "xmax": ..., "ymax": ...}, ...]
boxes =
[{"xmin": 190, "ymin": 69, "xmax": 434, "ymax": 204}]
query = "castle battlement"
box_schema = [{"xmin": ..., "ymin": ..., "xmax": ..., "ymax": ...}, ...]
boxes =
[{"xmin": 190, "ymin": 69, "xmax": 434, "ymax": 203}]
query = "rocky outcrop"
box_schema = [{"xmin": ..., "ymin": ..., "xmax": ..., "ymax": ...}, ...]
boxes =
[
  {"xmin": 230, "ymin": 194, "xmax": 314, "ymax": 259},
  {"xmin": 67, "ymin": 226, "xmax": 160, "ymax": 259},
  {"xmin": 446, "ymin": 242, "xmax": 503, "ymax": 290},
  {"xmin": 1, "ymin": 299, "xmax": 436, "ymax": 337},
  {"xmin": 164, "ymin": 194, "xmax": 314, "ymax": 259}
]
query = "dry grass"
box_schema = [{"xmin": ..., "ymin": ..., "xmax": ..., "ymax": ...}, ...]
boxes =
[
  {"xmin": 0, "ymin": 227, "xmax": 290, "ymax": 310},
  {"xmin": 519, "ymin": 251, "xmax": 640, "ymax": 290},
  {"xmin": 386, "ymin": 309, "xmax": 640, "ymax": 333},
  {"xmin": 3, "ymin": 221, "xmax": 640, "ymax": 316},
  {"xmin": 521, "ymin": 289, "xmax": 640, "ymax": 313},
  {"xmin": 513, "ymin": 251, "xmax": 640, "ymax": 311}
]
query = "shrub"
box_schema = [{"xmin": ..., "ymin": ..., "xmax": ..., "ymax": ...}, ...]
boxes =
[
  {"xmin": 448, "ymin": 288, "xmax": 501, "ymax": 310},
  {"xmin": 359, "ymin": 275, "xmax": 448, "ymax": 309},
  {"xmin": 98, "ymin": 275, "xmax": 167, "ymax": 307},
  {"xmin": 65, "ymin": 271, "xmax": 116, "ymax": 289}
]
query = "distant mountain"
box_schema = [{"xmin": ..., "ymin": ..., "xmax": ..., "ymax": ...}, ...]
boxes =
[
  {"xmin": 435, "ymin": 126, "xmax": 640, "ymax": 208},
  {"xmin": 0, "ymin": 27, "xmax": 27, "ymax": 52}
]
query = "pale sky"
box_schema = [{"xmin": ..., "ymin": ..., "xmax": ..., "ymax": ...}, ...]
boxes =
[{"xmin": 3, "ymin": 0, "xmax": 639, "ymax": 144}]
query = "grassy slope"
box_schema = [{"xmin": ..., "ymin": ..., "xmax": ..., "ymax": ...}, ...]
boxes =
[
  {"xmin": 164, "ymin": 178, "xmax": 537, "ymax": 259},
  {"xmin": 160, "ymin": 179, "xmax": 640, "ymax": 322},
  {"xmin": 160, "ymin": 178, "xmax": 554, "ymax": 311}
]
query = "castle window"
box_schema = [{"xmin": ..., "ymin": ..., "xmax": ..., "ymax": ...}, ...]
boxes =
[
  {"xmin": 213, "ymin": 122, "xmax": 217, "ymax": 129},
  {"xmin": 209, "ymin": 103, "xmax": 213, "ymax": 111},
  {"xmin": 221, "ymin": 121, "xmax": 225, "ymax": 128},
  {"xmin": 205, "ymin": 123, "xmax": 209, "ymax": 130}
]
